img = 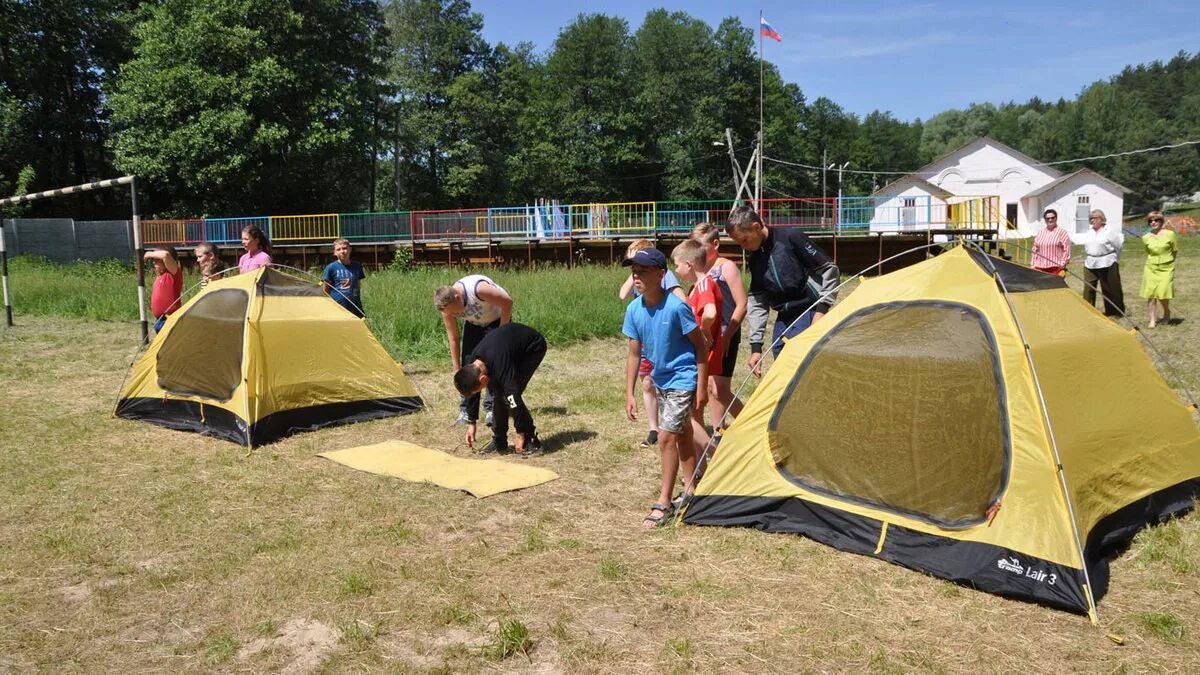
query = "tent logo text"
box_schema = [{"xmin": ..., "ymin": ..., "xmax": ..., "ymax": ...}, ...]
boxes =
[
  {"xmin": 997, "ymin": 557, "xmax": 1024, "ymax": 574},
  {"xmin": 997, "ymin": 557, "xmax": 1057, "ymax": 585}
]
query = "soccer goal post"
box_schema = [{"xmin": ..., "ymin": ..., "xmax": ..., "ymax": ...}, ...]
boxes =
[{"xmin": 0, "ymin": 176, "xmax": 150, "ymax": 343}]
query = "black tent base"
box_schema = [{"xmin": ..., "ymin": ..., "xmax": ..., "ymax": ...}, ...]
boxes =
[
  {"xmin": 115, "ymin": 395, "xmax": 424, "ymax": 447},
  {"xmin": 684, "ymin": 478, "xmax": 1200, "ymax": 615}
]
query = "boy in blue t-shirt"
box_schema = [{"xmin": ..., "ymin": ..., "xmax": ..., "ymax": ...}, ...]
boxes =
[
  {"xmin": 618, "ymin": 239, "xmax": 687, "ymax": 449},
  {"xmin": 622, "ymin": 248, "xmax": 709, "ymax": 529},
  {"xmin": 322, "ymin": 238, "xmax": 366, "ymax": 317}
]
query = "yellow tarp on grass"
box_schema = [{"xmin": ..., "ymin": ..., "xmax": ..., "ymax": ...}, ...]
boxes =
[{"xmin": 319, "ymin": 440, "xmax": 558, "ymax": 498}]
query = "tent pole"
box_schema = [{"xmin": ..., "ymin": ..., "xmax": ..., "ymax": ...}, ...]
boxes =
[{"xmin": 966, "ymin": 239, "xmax": 1101, "ymax": 624}]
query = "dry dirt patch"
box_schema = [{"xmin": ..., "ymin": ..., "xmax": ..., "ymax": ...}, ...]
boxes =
[{"xmin": 237, "ymin": 618, "xmax": 338, "ymax": 674}]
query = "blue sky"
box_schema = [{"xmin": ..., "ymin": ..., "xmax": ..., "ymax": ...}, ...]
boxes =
[{"xmin": 469, "ymin": 0, "xmax": 1200, "ymax": 121}]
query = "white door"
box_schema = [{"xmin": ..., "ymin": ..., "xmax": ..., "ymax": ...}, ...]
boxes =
[{"xmin": 902, "ymin": 197, "xmax": 918, "ymax": 230}]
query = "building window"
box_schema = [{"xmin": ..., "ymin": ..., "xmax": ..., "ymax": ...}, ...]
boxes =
[{"xmin": 1075, "ymin": 195, "xmax": 1091, "ymax": 233}]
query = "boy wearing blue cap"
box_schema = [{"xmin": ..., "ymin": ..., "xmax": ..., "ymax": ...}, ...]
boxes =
[{"xmin": 621, "ymin": 247, "xmax": 710, "ymax": 529}]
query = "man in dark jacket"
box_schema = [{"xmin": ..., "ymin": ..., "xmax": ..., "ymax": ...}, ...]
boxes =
[
  {"xmin": 726, "ymin": 205, "xmax": 839, "ymax": 376},
  {"xmin": 453, "ymin": 322, "xmax": 547, "ymax": 456}
]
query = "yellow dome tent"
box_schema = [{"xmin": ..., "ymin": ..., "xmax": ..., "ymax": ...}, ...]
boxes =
[
  {"xmin": 116, "ymin": 267, "xmax": 423, "ymax": 447},
  {"xmin": 684, "ymin": 245, "xmax": 1200, "ymax": 620}
]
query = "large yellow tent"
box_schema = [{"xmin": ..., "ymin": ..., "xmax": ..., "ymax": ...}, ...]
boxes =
[
  {"xmin": 684, "ymin": 245, "xmax": 1200, "ymax": 619},
  {"xmin": 116, "ymin": 267, "xmax": 423, "ymax": 447}
]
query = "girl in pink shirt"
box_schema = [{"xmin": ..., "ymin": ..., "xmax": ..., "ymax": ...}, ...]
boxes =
[{"xmin": 239, "ymin": 225, "xmax": 272, "ymax": 273}]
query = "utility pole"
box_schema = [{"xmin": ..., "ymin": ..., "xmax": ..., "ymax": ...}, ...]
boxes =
[
  {"xmin": 836, "ymin": 161, "xmax": 850, "ymax": 234},
  {"xmin": 821, "ymin": 148, "xmax": 828, "ymax": 222},
  {"xmin": 754, "ymin": 130, "xmax": 762, "ymax": 213},
  {"xmin": 368, "ymin": 95, "xmax": 379, "ymax": 212},
  {"xmin": 723, "ymin": 128, "xmax": 742, "ymax": 198},
  {"xmin": 821, "ymin": 148, "xmax": 828, "ymax": 201}
]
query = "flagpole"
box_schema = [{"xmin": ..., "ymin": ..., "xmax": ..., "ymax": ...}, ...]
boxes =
[{"xmin": 756, "ymin": 9, "xmax": 764, "ymax": 213}]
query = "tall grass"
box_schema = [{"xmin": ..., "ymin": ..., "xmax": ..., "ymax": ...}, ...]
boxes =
[
  {"xmin": 5, "ymin": 256, "xmax": 144, "ymax": 321},
  {"xmin": 366, "ymin": 264, "xmax": 629, "ymax": 362},
  {"xmin": 3, "ymin": 255, "xmax": 631, "ymax": 362}
]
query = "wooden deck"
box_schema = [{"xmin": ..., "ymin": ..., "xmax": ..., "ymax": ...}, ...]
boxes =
[{"xmin": 187, "ymin": 229, "xmax": 1006, "ymax": 276}]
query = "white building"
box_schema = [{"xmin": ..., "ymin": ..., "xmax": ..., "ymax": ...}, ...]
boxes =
[{"xmin": 869, "ymin": 137, "xmax": 1128, "ymax": 239}]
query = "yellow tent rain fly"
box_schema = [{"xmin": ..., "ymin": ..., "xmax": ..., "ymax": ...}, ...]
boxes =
[
  {"xmin": 684, "ymin": 245, "xmax": 1200, "ymax": 618},
  {"xmin": 116, "ymin": 267, "xmax": 423, "ymax": 447}
]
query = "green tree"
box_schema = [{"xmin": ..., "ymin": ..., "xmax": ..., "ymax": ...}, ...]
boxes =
[
  {"xmin": 0, "ymin": 0, "xmax": 131, "ymax": 214},
  {"xmin": 919, "ymin": 103, "xmax": 997, "ymax": 163},
  {"xmin": 382, "ymin": 0, "xmax": 491, "ymax": 209},
  {"xmin": 492, "ymin": 42, "xmax": 555, "ymax": 203},
  {"xmin": 709, "ymin": 18, "xmax": 814, "ymax": 200},
  {"xmin": 629, "ymin": 9, "xmax": 722, "ymax": 200},
  {"xmin": 544, "ymin": 13, "xmax": 641, "ymax": 202},
  {"xmin": 848, "ymin": 111, "xmax": 922, "ymax": 193},
  {"xmin": 797, "ymin": 97, "xmax": 855, "ymax": 196},
  {"xmin": 108, "ymin": 0, "xmax": 387, "ymax": 215},
  {"xmin": 710, "ymin": 16, "xmax": 760, "ymax": 161}
]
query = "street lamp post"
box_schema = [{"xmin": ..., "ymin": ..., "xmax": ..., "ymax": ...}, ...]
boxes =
[
  {"xmin": 823, "ymin": 159, "xmax": 835, "ymax": 224},
  {"xmin": 836, "ymin": 161, "xmax": 851, "ymax": 234}
]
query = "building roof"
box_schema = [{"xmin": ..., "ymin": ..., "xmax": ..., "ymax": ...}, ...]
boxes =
[
  {"xmin": 913, "ymin": 136, "xmax": 1064, "ymax": 181},
  {"xmin": 1022, "ymin": 168, "xmax": 1132, "ymax": 198},
  {"xmin": 871, "ymin": 174, "xmax": 954, "ymax": 198}
]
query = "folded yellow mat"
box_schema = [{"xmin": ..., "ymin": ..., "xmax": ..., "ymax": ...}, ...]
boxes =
[{"xmin": 319, "ymin": 440, "xmax": 558, "ymax": 498}]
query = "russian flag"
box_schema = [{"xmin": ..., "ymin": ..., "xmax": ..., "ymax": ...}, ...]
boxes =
[{"xmin": 760, "ymin": 17, "xmax": 782, "ymax": 42}]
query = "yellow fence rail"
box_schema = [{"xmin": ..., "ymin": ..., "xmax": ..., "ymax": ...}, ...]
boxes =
[
  {"xmin": 572, "ymin": 201, "xmax": 657, "ymax": 238},
  {"xmin": 141, "ymin": 219, "xmax": 204, "ymax": 245},
  {"xmin": 269, "ymin": 213, "xmax": 340, "ymax": 241}
]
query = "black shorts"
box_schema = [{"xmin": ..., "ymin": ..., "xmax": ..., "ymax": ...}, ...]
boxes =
[{"xmin": 718, "ymin": 327, "xmax": 741, "ymax": 378}]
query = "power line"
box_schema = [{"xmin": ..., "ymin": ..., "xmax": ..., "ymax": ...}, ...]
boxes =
[
  {"xmin": 763, "ymin": 185, "xmax": 804, "ymax": 200},
  {"xmin": 1037, "ymin": 139, "xmax": 1200, "ymax": 166},
  {"xmin": 762, "ymin": 138, "xmax": 1200, "ymax": 179},
  {"xmin": 612, "ymin": 146, "xmax": 755, "ymax": 181}
]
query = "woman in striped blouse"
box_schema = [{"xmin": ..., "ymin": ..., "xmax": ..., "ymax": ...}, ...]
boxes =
[{"xmin": 1031, "ymin": 208, "xmax": 1072, "ymax": 276}]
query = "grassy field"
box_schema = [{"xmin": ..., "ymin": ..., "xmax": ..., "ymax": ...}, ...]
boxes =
[
  {"xmin": 2, "ymin": 256, "xmax": 633, "ymax": 363},
  {"xmin": 0, "ymin": 240, "xmax": 1198, "ymax": 672}
]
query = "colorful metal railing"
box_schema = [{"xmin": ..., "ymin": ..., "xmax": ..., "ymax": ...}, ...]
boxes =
[
  {"xmin": 141, "ymin": 219, "xmax": 205, "ymax": 245},
  {"xmin": 204, "ymin": 216, "xmax": 268, "ymax": 244},
  {"xmin": 341, "ymin": 211, "xmax": 412, "ymax": 240},
  {"xmin": 760, "ymin": 197, "xmax": 839, "ymax": 233},
  {"xmin": 655, "ymin": 200, "xmax": 732, "ymax": 235},
  {"xmin": 412, "ymin": 208, "xmax": 487, "ymax": 241},
  {"xmin": 137, "ymin": 195, "xmax": 1007, "ymax": 247},
  {"xmin": 271, "ymin": 213, "xmax": 339, "ymax": 241}
]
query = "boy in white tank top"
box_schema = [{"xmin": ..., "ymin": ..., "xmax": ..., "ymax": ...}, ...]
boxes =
[{"xmin": 434, "ymin": 275, "xmax": 513, "ymax": 427}]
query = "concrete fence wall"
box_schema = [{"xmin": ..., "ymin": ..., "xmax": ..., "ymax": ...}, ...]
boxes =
[{"xmin": 2, "ymin": 219, "xmax": 134, "ymax": 263}]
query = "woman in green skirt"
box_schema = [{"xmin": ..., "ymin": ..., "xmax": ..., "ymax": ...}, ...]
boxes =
[{"xmin": 1140, "ymin": 211, "xmax": 1178, "ymax": 328}]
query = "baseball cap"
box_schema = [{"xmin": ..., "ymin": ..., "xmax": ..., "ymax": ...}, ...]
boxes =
[{"xmin": 620, "ymin": 248, "xmax": 667, "ymax": 269}]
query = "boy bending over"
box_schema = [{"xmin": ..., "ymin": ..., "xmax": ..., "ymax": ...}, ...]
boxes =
[{"xmin": 454, "ymin": 322, "xmax": 547, "ymax": 457}]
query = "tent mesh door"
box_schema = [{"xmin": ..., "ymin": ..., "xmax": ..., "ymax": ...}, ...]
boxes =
[
  {"xmin": 156, "ymin": 289, "xmax": 249, "ymax": 401},
  {"xmin": 769, "ymin": 301, "xmax": 1009, "ymax": 528}
]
